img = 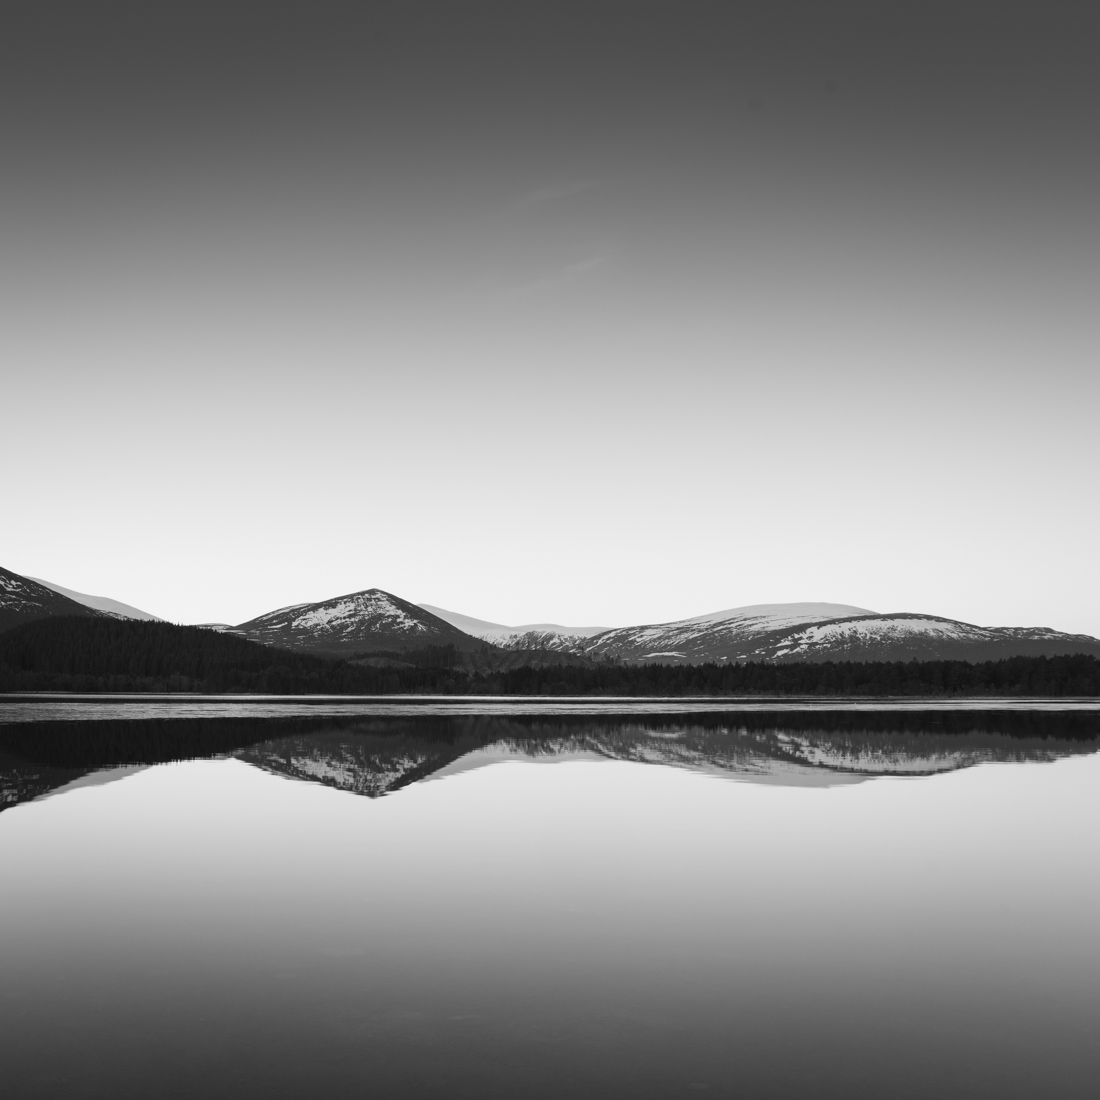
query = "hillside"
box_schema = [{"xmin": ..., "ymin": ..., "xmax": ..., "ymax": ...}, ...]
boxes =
[
  {"xmin": 425, "ymin": 599, "xmax": 1100, "ymax": 665},
  {"xmin": 0, "ymin": 616, "xmax": 426, "ymax": 694},
  {"xmin": 583, "ymin": 602, "xmax": 876, "ymax": 663},
  {"xmin": 419, "ymin": 603, "xmax": 607, "ymax": 651},
  {"xmin": 28, "ymin": 576, "xmax": 164, "ymax": 621},
  {"xmin": 741, "ymin": 613, "xmax": 1100, "ymax": 663},
  {"xmin": 568, "ymin": 603, "xmax": 1100, "ymax": 665},
  {"xmin": 0, "ymin": 566, "xmax": 105, "ymax": 634},
  {"xmin": 233, "ymin": 589, "xmax": 486, "ymax": 656}
]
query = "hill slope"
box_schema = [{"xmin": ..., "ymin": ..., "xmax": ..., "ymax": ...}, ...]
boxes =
[
  {"xmin": 0, "ymin": 615, "xmax": 428, "ymax": 693},
  {"xmin": 29, "ymin": 576, "xmax": 164, "ymax": 621},
  {"xmin": 0, "ymin": 566, "xmax": 105, "ymax": 634},
  {"xmin": 419, "ymin": 603, "xmax": 607, "ymax": 651},
  {"xmin": 563, "ymin": 602, "xmax": 1100, "ymax": 665},
  {"xmin": 233, "ymin": 589, "xmax": 488, "ymax": 656},
  {"xmin": 583, "ymin": 603, "xmax": 877, "ymax": 663},
  {"xmin": 740, "ymin": 613, "xmax": 1100, "ymax": 663}
]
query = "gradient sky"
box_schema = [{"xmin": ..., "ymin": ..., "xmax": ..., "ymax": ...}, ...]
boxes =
[{"xmin": 3, "ymin": 2, "xmax": 1098, "ymax": 633}]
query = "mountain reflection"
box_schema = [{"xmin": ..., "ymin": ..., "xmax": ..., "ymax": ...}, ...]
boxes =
[{"xmin": 3, "ymin": 711, "xmax": 1099, "ymax": 811}]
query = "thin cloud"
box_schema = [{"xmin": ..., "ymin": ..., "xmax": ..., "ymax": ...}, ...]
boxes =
[
  {"xmin": 512, "ymin": 180, "xmax": 605, "ymax": 213},
  {"xmin": 477, "ymin": 252, "xmax": 607, "ymax": 301}
]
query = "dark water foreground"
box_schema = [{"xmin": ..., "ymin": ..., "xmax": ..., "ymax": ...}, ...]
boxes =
[{"xmin": 3, "ymin": 703, "xmax": 1100, "ymax": 1098}]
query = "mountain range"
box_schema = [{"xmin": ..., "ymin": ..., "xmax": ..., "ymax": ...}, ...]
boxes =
[{"xmin": 3, "ymin": 563, "xmax": 1099, "ymax": 665}]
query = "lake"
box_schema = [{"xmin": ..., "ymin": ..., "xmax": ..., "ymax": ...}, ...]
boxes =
[{"xmin": 3, "ymin": 700, "xmax": 1100, "ymax": 1098}]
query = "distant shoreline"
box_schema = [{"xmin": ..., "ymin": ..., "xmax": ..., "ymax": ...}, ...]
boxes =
[{"xmin": 4, "ymin": 693, "xmax": 1100, "ymax": 712}]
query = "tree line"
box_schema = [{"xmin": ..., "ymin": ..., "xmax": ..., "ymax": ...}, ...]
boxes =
[{"xmin": 1, "ymin": 616, "xmax": 1098, "ymax": 696}]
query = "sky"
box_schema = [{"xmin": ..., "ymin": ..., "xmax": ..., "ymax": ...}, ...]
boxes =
[{"xmin": 2, "ymin": 2, "xmax": 1098, "ymax": 634}]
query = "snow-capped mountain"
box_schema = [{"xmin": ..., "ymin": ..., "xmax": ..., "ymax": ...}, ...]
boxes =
[
  {"xmin": 0, "ymin": 566, "xmax": 104, "ymax": 633},
  {"xmin": 29, "ymin": 577, "xmax": 164, "ymax": 622},
  {"xmin": 416, "ymin": 599, "xmax": 1100, "ymax": 664},
  {"xmin": 6, "ymin": 559, "xmax": 1100, "ymax": 666},
  {"xmin": 734, "ymin": 613, "xmax": 1100, "ymax": 663},
  {"xmin": 550, "ymin": 603, "xmax": 1100, "ymax": 665},
  {"xmin": 580, "ymin": 602, "xmax": 877, "ymax": 663},
  {"xmin": 232, "ymin": 588, "xmax": 486, "ymax": 656},
  {"xmin": 418, "ymin": 603, "xmax": 606, "ymax": 652}
]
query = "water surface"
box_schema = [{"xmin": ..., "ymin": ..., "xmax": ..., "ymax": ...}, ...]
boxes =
[{"xmin": 2, "ymin": 705, "xmax": 1099, "ymax": 1098}]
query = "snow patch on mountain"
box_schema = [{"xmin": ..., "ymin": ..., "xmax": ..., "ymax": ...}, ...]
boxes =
[
  {"xmin": 233, "ymin": 588, "xmax": 484, "ymax": 655},
  {"xmin": 242, "ymin": 591, "xmax": 430, "ymax": 640},
  {"xmin": 584, "ymin": 602, "xmax": 878, "ymax": 661},
  {"xmin": 739, "ymin": 613, "xmax": 1100, "ymax": 663},
  {"xmin": 780, "ymin": 616, "xmax": 994, "ymax": 654},
  {"xmin": 284, "ymin": 594, "xmax": 428, "ymax": 635},
  {"xmin": 0, "ymin": 571, "xmax": 46, "ymax": 612}
]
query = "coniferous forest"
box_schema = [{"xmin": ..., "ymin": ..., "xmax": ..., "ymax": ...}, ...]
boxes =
[{"xmin": 1, "ymin": 616, "xmax": 1098, "ymax": 697}]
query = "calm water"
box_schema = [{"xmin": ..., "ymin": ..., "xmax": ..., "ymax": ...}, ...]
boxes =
[{"xmin": 3, "ymin": 703, "xmax": 1100, "ymax": 1098}]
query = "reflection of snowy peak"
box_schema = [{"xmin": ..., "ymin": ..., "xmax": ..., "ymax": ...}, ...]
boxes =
[
  {"xmin": 584, "ymin": 602, "xmax": 876, "ymax": 663},
  {"xmin": 772, "ymin": 733, "xmax": 999, "ymax": 775},
  {"xmin": 233, "ymin": 589, "xmax": 483, "ymax": 656},
  {"xmin": 238, "ymin": 732, "xmax": 461, "ymax": 797},
  {"xmin": 6, "ymin": 714, "xmax": 1098, "ymax": 812},
  {"xmin": 232, "ymin": 719, "xmax": 1100, "ymax": 799}
]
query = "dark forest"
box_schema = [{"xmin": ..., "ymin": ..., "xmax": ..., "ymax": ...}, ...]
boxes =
[{"xmin": 1, "ymin": 617, "xmax": 1098, "ymax": 696}]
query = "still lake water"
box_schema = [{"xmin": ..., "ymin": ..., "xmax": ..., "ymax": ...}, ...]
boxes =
[{"xmin": 3, "ymin": 700, "xmax": 1100, "ymax": 1098}]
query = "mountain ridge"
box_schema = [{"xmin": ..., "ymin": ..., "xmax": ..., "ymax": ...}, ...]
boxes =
[
  {"xmin": 0, "ymin": 566, "xmax": 106, "ymax": 634},
  {"xmin": 4, "ymin": 562, "xmax": 1099, "ymax": 665},
  {"xmin": 739, "ymin": 612, "xmax": 1100, "ymax": 664},
  {"xmin": 29, "ymin": 577, "xmax": 164, "ymax": 622},
  {"xmin": 418, "ymin": 604, "xmax": 607, "ymax": 650},
  {"xmin": 582, "ymin": 602, "xmax": 878, "ymax": 663},
  {"xmin": 231, "ymin": 587, "xmax": 1100, "ymax": 665}
]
